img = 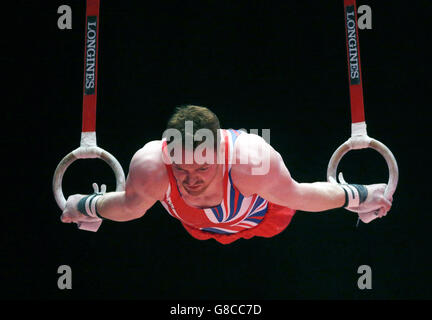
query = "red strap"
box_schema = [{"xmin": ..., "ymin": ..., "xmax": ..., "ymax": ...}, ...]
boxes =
[
  {"xmin": 82, "ymin": 0, "xmax": 100, "ymax": 132},
  {"xmin": 344, "ymin": 0, "xmax": 365, "ymax": 124}
]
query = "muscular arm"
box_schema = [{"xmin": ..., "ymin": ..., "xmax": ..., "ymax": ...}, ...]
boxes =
[
  {"xmin": 96, "ymin": 141, "xmax": 168, "ymax": 221},
  {"xmin": 231, "ymin": 133, "xmax": 345, "ymax": 212}
]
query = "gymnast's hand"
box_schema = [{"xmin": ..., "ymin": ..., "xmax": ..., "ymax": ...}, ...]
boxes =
[
  {"xmin": 350, "ymin": 183, "xmax": 393, "ymax": 223},
  {"xmin": 60, "ymin": 183, "xmax": 106, "ymax": 224},
  {"xmin": 61, "ymin": 194, "xmax": 88, "ymax": 223},
  {"xmin": 329, "ymin": 175, "xmax": 393, "ymax": 224}
]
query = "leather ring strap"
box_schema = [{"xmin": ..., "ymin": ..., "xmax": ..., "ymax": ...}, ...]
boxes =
[
  {"xmin": 327, "ymin": 0, "xmax": 399, "ymax": 203},
  {"xmin": 53, "ymin": 0, "xmax": 125, "ymax": 231},
  {"xmin": 82, "ymin": 0, "xmax": 100, "ymax": 133}
]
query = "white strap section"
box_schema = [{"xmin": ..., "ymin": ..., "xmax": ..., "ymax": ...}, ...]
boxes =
[
  {"xmin": 340, "ymin": 184, "xmax": 361, "ymax": 208},
  {"xmin": 72, "ymin": 131, "xmax": 101, "ymax": 159},
  {"xmin": 85, "ymin": 194, "xmax": 102, "ymax": 218},
  {"xmin": 349, "ymin": 121, "xmax": 372, "ymax": 150},
  {"xmin": 80, "ymin": 131, "xmax": 97, "ymax": 147},
  {"xmin": 351, "ymin": 121, "xmax": 367, "ymax": 137}
]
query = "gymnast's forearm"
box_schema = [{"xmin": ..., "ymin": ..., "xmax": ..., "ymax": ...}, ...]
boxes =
[
  {"xmin": 292, "ymin": 182, "xmax": 345, "ymax": 212},
  {"xmin": 96, "ymin": 191, "xmax": 146, "ymax": 222},
  {"xmin": 261, "ymin": 178, "xmax": 346, "ymax": 212}
]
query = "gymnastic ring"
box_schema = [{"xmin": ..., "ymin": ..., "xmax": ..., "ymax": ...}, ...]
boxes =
[
  {"xmin": 327, "ymin": 137, "xmax": 399, "ymax": 199},
  {"xmin": 53, "ymin": 146, "xmax": 126, "ymax": 210}
]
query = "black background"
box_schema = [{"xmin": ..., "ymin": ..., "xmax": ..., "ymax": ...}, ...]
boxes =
[{"xmin": 2, "ymin": 0, "xmax": 431, "ymax": 301}]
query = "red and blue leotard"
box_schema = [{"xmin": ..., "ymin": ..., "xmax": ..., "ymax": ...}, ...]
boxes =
[{"xmin": 160, "ymin": 129, "xmax": 296, "ymax": 244}]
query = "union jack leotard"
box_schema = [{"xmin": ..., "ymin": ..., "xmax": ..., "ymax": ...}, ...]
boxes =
[{"xmin": 160, "ymin": 129, "xmax": 269, "ymax": 234}]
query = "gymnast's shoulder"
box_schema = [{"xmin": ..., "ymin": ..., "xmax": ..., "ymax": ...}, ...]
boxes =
[
  {"xmin": 231, "ymin": 132, "xmax": 287, "ymax": 194},
  {"xmin": 126, "ymin": 140, "xmax": 169, "ymax": 198},
  {"xmin": 232, "ymin": 132, "xmax": 281, "ymax": 171}
]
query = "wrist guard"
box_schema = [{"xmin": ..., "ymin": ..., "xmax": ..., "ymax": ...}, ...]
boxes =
[
  {"xmin": 77, "ymin": 194, "xmax": 104, "ymax": 219},
  {"xmin": 340, "ymin": 184, "xmax": 368, "ymax": 209}
]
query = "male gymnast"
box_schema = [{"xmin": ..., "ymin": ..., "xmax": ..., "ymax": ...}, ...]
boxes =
[{"xmin": 61, "ymin": 105, "xmax": 392, "ymax": 244}]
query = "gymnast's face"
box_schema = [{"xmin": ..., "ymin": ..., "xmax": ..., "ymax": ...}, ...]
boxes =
[{"xmin": 171, "ymin": 149, "xmax": 221, "ymax": 196}]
